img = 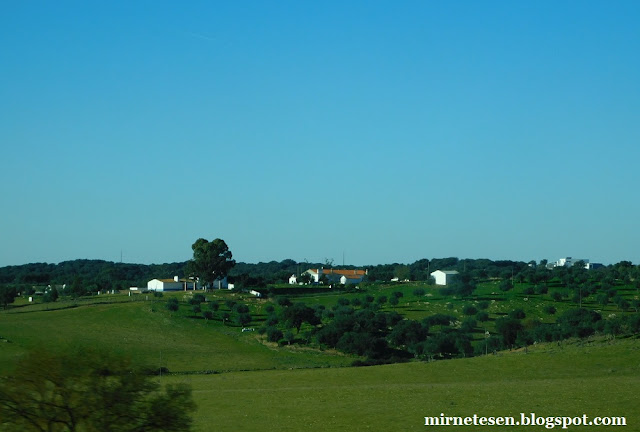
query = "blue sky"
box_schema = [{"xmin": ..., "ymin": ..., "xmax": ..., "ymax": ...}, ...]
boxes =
[{"xmin": 2, "ymin": 1, "xmax": 639, "ymax": 267}]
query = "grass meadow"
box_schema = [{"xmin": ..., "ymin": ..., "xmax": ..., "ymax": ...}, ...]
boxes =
[
  {"xmin": 1, "ymin": 285, "xmax": 638, "ymax": 431},
  {"xmin": 173, "ymin": 337, "xmax": 640, "ymax": 432}
]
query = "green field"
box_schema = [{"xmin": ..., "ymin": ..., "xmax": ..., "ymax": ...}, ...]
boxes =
[
  {"xmin": 176, "ymin": 337, "xmax": 639, "ymax": 431},
  {"xmin": 0, "ymin": 295, "xmax": 354, "ymax": 375},
  {"xmin": 1, "ymin": 288, "xmax": 638, "ymax": 431}
]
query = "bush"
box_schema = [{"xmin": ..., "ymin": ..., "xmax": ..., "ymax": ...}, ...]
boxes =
[
  {"xmin": 276, "ymin": 297, "xmax": 292, "ymax": 307},
  {"xmin": 535, "ymin": 285, "xmax": 548, "ymax": 295},
  {"xmin": 190, "ymin": 293, "xmax": 205, "ymax": 305},
  {"xmin": 509, "ymin": 308, "xmax": 526, "ymax": 320},
  {"xmin": 337, "ymin": 297, "xmax": 350, "ymax": 306},
  {"xmin": 234, "ymin": 304, "xmax": 249, "ymax": 314},
  {"xmin": 0, "ymin": 347, "xmax": 195, "ymax": 431},
  {"xmin": 413, "ymin": 288, "xmax": 425, "ymax": 297},
  {"xmin": 461, "ymin": 318, "xmax": 477, "ymax": 333},
  {"xmin": 557, "ymin": 308, "xmax": 602, "ymax": 338},
  {"xmin": 499, "ymin": 280, "xmax": 513, "ymax": 292},
  {"xmin": 266, "ymin": 326, "xmax": 283, "ymax": 342},
  {"xmin": 166, "ymin": 298, "xmax": 179, "ymax": 312},
  {"xmin": 462, "ymin": 305, "xmax": 478, "ymax": 316},
  {"xmin": 475, "ymin": 311, "xmax": 490, "ymax": 322},
  {"xmin": 544, "ymin": 305, "xmax": 556, "ymax": 315}
]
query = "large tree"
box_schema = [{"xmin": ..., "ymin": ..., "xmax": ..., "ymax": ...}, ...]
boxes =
[{"xmin": 188, "ymin": 238, "xmax": 236, "ymax": 289}]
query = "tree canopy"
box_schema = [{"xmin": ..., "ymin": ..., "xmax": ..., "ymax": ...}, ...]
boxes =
[
  {"xmin": 188, "ymin": 238, "xmax": 236, "ymax": 289},
  {"xmin": 0, "ymin": 347, "xmax": 196, "ymax": 432}
]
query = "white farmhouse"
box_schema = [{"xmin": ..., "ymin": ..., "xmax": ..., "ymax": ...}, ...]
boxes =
[
  {"xmin": 288, "ymin": 274, "xmax": 298, "ymax": 284},
  {"xmin": 147, "ymin": 276, "xmax": 229, "ymax": 291},
  {"xmin": 430, "ymin": 270, "xmax": 459, "ymax": 286},
  {"xmin": 303, "ymin": 268, "xmax": 367, "ymax": 285},
  {"xmin": 555, "ymin": 257, "xmax": 589, "ymax": 268},
  {"xmin": 147, "ymin": 276, "xmax": 187, "ymax": 292}
]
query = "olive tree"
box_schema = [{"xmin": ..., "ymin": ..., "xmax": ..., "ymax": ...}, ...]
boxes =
[{"xmin": 0, "ymin": 347, "xmax": 196, "ymax": 431}]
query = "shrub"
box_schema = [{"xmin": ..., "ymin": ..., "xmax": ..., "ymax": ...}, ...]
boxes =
[
  {"xmin": 475, "ymin": 311, "xmax": 490, "ymax": 322},
  {"xmin": 462, "ymin": 305, "xmax": 478, "ymax": 316},
  {"xmin": 509, "ymin": 308, "xmax": 526, "ymax": 320},
  {"xmin": 535, "ymin": 285, "xmax": 549, "ymax": 295},
  {"xmin": 166, "ymin": 298, "xmax": 179, "ymax": 312},
  {"xmin": 0, "ymin": 347, "xmax": 195, "ymax": 431},
  {"xmin": 266, "ymin": 327, "xmax": 283, "ymax": 342}
]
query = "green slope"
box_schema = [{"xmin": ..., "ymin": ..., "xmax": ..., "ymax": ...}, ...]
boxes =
[
  {"xmin": 0, "ymin": 298, "xmax": 352, "ymax": 374},
  {"xmin": 173, "ymin": 337, "xmax": 640, "ymax": 432}
]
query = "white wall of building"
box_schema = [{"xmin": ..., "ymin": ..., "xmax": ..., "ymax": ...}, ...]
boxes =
[{"xmin": 430, "ymin": 270, "xmax": 459, "ymax": 286}]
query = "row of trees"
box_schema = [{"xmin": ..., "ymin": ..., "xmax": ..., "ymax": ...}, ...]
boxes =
[{"xmin": 3, "ymin": 247, "xmax": 640, "ymax": 305}]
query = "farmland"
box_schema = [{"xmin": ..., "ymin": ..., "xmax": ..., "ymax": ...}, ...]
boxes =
[{"xmin": 1, "ymin": 276, "xmax": 639, "ymax": 431}]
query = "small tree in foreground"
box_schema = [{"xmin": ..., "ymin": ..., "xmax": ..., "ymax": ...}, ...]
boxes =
[
  {"xmin": 0, "ymin": 286, "xmax": 16, "ymax": 309},
  {"xmin": 0, "ymin": 347, "xmax": 196, "ymax": 432}
]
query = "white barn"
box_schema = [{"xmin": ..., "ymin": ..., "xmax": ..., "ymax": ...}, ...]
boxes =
[
  {"xmin": 430, "ymin": 270, "xmax": 459, "ymax": 286},
  {"xmin": 147, "ymin": 276, "xmax": 228, "ymax": 291},
  {"xmin": 147, "ymin": 277, "xmax": 187, "ymax": 292}
]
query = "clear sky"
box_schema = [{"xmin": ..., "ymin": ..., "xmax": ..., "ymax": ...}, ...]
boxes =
[{"xmin": 2, "ymin": 1, "xmax": 639, "ymax": 267}]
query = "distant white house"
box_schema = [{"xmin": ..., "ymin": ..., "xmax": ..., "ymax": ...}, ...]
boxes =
[
  {"xmin": 147, "ymin": 277, "xmax": 187, "ymax": 292},
  {"xmin": 555, "ymin": 257, "xmax": 589, "ymax": 268},
  {"xmin": 302, "ymin": 268, "xmax": 367, "ymax": 285},
  {"xmin": 430, "ymin": 270, "xmax": 459, "ymax": 286},
  {"xmin": 548, "ymin": 257, "xmax": 603, "ymax": 270},
  {"xmin": 288, "ymin": 274, "xmax": 298, "ymax": 284},
  {"xmin": 147, "ymin": 276, "xmax": 228, "ymax": 291}
]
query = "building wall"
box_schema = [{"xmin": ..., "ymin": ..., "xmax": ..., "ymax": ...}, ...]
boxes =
[
  {"xmin": 431, "ymin": 271, "xmax": 458, "ymax": 286},
  {"xmin": 147, "ymin": 279, "xmax": 183, "ymax": 291}
]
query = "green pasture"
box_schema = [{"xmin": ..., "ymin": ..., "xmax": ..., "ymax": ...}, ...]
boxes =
[
  {"xmin": 168, "ymin": 336, "xmax": 640, "ymax": 432},
  {"xmin": 282, "ymin": 280, "xmax": 638, "ymax": 340},
  {"xmin": 1, "ymin": 289, "xmax": 639, "ymax": 432},
  {"xmin": 0, "ymin": 295, "xmax": 353, "ymax": 375}
]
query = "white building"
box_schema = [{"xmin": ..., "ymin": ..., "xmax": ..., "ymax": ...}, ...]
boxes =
[
  {"xmin": 147, "ymin": 276, "xmax": 188, "ymax": 292},
  {"xmin": 147, "ymin": 276, "xmax": 228, "ymax": 291},
  {"xmin": 553, "ymin": 257, "xmax": 589, "ymax": 268},
  {"xmin": 430, "ymin": 270, "xmax": 459, "ymax": 286},
  {"xmin": 288, "ymin": 274, "xmax": 298, "ymax": 284},
  {"xmin": 303, "ymin": 268, "xmax": 367, "ymax": 285}
]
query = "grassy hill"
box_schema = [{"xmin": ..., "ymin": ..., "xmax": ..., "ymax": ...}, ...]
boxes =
[
  {"xmin": 1, "ymin": 285, "xmax": 638, "ymax": 431},
  {"xmin": 173, "ymin": 337, "xmax": 639, "ymax": 432},
  {"xmin": 0, "ymin": 294, "xmax": 354, "ymax": 375}
]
